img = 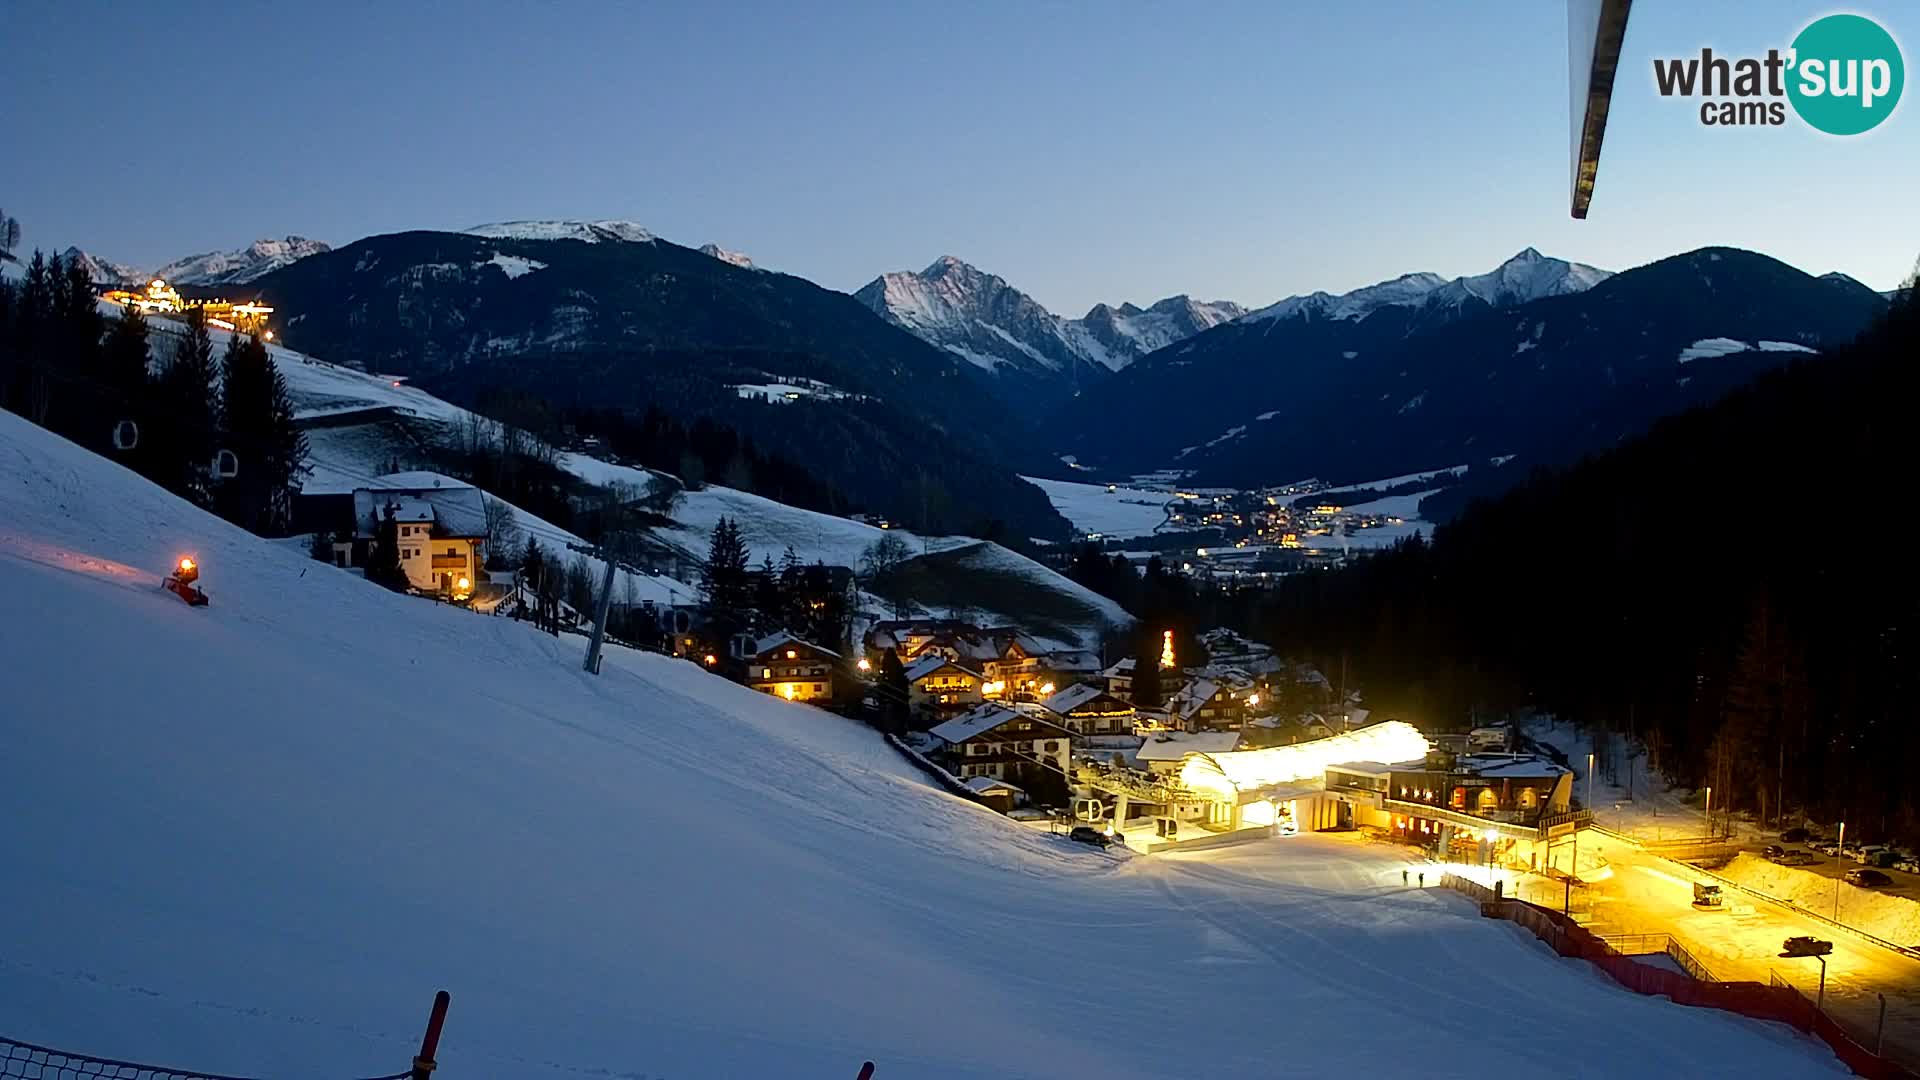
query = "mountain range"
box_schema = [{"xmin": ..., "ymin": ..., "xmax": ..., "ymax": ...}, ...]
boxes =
[
  {"xmin": 1051, "ymin": 247, "xmax": 1888, "ymax": 489},
  {"xmin": 66, "ymin": 236, "xmax": 331, "ymax": 287},
  {"xmin": 246, "ymin": 223, "xmax": 1070, "ymax": 540},
  {"xmin": 53, "ymin": 214, "xmax": 1900, "ymax": 533},
  {"xmin": 854, "ymin": 256, "xmax": 1242, "ymax": 394}
]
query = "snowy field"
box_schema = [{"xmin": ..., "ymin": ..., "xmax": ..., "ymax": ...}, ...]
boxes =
[
  {"xmin": 0, "ymin": 411, "xmax": 1843, "ymax": 1079},
  {"xmin": 1020, "ymin": 475, "xmax": 1177, "ymax": 539}
]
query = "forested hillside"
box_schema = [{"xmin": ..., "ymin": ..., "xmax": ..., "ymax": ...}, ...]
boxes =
[{"xmin": 1253, "ymin": 278, "xmax": 1918, "ymax": 836}]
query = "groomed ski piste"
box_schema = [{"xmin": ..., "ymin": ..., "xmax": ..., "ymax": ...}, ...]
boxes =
[{"xmin": 0, "ymin": 409, "xmax": 1843, "ymax": 1078}]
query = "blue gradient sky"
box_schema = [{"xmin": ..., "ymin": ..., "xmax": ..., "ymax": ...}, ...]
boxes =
[{"xmin": 5, "ymin": 1, "xmax": 1913, "ymax": 312}]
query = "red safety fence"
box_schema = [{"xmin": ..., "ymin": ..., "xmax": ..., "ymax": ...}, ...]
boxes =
[{"xmin": 1441, "ymin": 875, "xmax": 1915, "ymax": 1080}]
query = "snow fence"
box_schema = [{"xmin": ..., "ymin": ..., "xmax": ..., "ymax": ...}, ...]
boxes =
[{"xmin": 1442, "ymin": 875, "xmax": 1915, "ymax": 1080}]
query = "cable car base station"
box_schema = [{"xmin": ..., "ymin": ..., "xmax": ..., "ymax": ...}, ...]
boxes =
[{"xmin": 1072, "ymin": 721, "xmax": 1578, "ymax": 858}]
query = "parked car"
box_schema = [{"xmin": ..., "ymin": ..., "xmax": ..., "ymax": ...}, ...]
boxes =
[
  {"xmin": 1779, "ymin": 849, "xmax": 1817, "ymax": 866},
  {"xmin": 1897, "ymin": 857, "xmax": 1920, "ymax": 874},
  {"xmin": 1856, "ymin": 846, "xmax": 1895, "ymax": 866},
  {"xmin": 1067, "ymin": 826, "xmax": 1112, "ymax": 849},
  {"xmin": 1846, "ymin": 868, "xmax": 1893, "ymax": 887},
  {"xmin": 1762, "ymin": 844, "xmax": 1786, "ymax": 860}
]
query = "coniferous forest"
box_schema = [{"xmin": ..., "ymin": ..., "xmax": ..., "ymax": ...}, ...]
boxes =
[
  {"xmin": 1250, "ymin": 279, "xmax": 1918, "ymax": 838},
  {"xmin": 1, "ymin": 250, "xmax": 306, "ymax": 535}
]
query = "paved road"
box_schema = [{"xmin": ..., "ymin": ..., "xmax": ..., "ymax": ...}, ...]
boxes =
[{"xmin": 1502, "ymin": 834, "xmax": 1920, "ymax": 1067}]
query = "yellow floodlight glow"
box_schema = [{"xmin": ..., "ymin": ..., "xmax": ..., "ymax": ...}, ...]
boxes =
[
  {"xmin": 1038, "ymin": 681, "xmax": 1055, "ymax": 696},
  {"xmin": 1178, "ymin": 720, "xmax": 1430, "ymax": 802},
  {"xmin": 781, "ymin": 684, "xmax": 797, "ymax": 700},
  {"xmin": 856, "ymin": 657, "xmax": 872, "ymax": 672},
  {"xmin": 455, "ymin": 576, "xmax": 471, "ymax": 592},
  {"xmin": 786, "ymin": 649, "xmax": 797, "ymax": 659}
]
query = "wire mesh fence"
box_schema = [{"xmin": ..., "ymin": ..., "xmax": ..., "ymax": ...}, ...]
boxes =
[
  {"xmin": 1, "ymin": 990, "xmax": 445, "ymax": 1080},
  {"xmin": 0, "ymin": 1033, "xmax": 411, "ymax": 1080}
]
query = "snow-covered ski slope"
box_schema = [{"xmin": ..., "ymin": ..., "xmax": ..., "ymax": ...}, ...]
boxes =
[{"xmin": 0, "ymin": 412, "xmax": 1841, "ymax": 1078}]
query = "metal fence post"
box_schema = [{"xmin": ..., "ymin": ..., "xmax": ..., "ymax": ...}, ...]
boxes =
[{"xmin": 411, "ymin": 990, "xmax": 451, "ymax": 1079}]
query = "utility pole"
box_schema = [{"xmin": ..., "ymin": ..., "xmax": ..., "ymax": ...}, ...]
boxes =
[{"xmin": 583, "ymin": 553, "xmax": 618, "ymax": 674}]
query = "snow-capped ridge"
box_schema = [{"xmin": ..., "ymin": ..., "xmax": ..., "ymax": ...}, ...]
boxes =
[
  {"xmin": 153, "ymin": 236, "xmax": 331, "ymax": 286},
  {"xmin": 856, "ymin": 257, "xmax": 1243, "ymax": 377},
  {"xmin": 1243, "ymin": 250, "xmax": 1610, "ymax": 325},
  {"xmin": 699, "ymin": 243, "xmax": 755, "ymax": 269},
  {"xmin": 465, "ymin": 220, "xmax": 656, "ymax": 244},
  {"xmin": 60, "ymin": 247, "xmax": 145, "ymax": 286}
]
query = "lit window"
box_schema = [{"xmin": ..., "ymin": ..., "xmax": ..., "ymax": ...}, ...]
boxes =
[{"xmin": 762, "ymin": 668, "xmax": 772, "ymax": 679}]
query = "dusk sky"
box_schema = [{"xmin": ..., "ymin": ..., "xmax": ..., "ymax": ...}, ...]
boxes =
[{"xmin": 7, "ymin": 1, "xmax": 1914, "ymax": 312}]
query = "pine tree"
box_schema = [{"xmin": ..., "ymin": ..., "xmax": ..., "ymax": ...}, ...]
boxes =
[
  {"xmin": 103, "ymin": 303, "xmax": 151, "ymax": 397},
  {"xmin": 879, "ymin": 646, "xmax": 910, "ymax": 734},
  {"xmin": 1132, "ymin": 628, "xmax": 1165, "ymax": 710},
  {"xmin": 153, "ymin": 307, "xmax": 219, "ymax": 502},
  {"xmin": 701, "ymin": 516, "xmax": 752, "ymax": 639},
  {"xmin": 364, "ymin": 506, "xmax": 406, "ymax": 590},
  {"xmin": 217, "ymin": 333, "xmax": 306, "ymax": 534}
]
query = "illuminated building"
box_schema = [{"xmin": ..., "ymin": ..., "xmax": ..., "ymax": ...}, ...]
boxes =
[
  {"xmin": 1037, "ymin": 683, "xmax": 1135, "ymax": 736},
  {"xmin": 741, "ymin": 631, "xmax": 841, "ymax": 704},
  {"xmin": 99, "ymin": 279, "xmax": 277, "ymax": 337},
  {"xmin": 930, "ymin": 704, "xmax": 1074, "ymax": 788},
  {"xmin": 904, "ymin": 655, "xmax": 985, "ymax": 721}
]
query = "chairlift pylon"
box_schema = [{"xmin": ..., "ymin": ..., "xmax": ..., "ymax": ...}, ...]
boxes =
[{"xmin": 112, "ymin": 419, "xmax": 139, "ymax": 451}]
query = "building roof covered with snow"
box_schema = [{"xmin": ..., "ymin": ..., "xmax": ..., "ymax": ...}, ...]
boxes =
[
  {"xmin": 1039, "ymin": 682, "xmax": 1110, "ymax": 716},
  {"xmin": 1136, "ymin": 731, "xmax": 1243, "ymax": 763},
  {"xmin": 904, "ymin": 654, "xmax": 980, "ymax": 681},
  {"xmin": 930, "ymin": 703, "xmax": 1069, "ymax": 746},
  {"xmin": 748, "ymin": 630, "xmax": 841, "ymax": 660},
  {"xmin": 351, "ymin": 483, "xmax": 489, "ymax": 540}
]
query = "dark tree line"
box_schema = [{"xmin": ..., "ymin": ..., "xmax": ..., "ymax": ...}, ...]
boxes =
[
  {"xmin": 0, "ymin": 250, "xmax": 305, "ymax": 534},
  {"xmin": 701, "ymin": 517, "xmax": 852, "ymax": 655},
  {"xmin": 1251, "ymin": 281, "xmax": 1920, "ymax": 840}
]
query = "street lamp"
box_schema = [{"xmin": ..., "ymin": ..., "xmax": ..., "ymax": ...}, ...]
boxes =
[
  {"xmin": 1587, "ymin": 751, "xmax": 1595, "ymax": 812},
  {"xmin": 1835, "ymin": 820, "xmax": 1847, "ymax": 922},
  {"xmin": 1704, "ymin": 785, "xmax": 1712, "ymax": 840},
  {"xmin": 1780, "ymin": 937, "xmax": 1834, "ymax": 1010}
]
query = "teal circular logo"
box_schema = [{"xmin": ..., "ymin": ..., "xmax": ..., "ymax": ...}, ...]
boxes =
[{"xmin": 1788, "ymin": 14, "xmax": 1904, "ymax": 135}]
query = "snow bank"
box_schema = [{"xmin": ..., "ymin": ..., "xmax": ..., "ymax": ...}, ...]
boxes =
[{"xmin": 1720, "ymin": 854, "xmax": 1920, "ymax": 947}]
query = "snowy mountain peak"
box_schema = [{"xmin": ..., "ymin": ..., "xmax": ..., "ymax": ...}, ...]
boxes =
[
  {"xmin": 1245, "ymin": 252, "xmax": 1608, "ymax": 325},
  {"xmin": 153, "ymin": 236, "xmax": 331, "ymax": 287},
  {"xmin": 60, "ymin": 247, "xmax": 145, "ymax": 286},
  {"xmin": 856, "ymin": 258, "xmax": 1243, "ymax": 379},
  {"xmin": 699, "ymin": 243, "xmax": 755, "ymax": 270},
  {"xmin": 464, "ymin": 220, "xmax": 656, "ymax": 245}
]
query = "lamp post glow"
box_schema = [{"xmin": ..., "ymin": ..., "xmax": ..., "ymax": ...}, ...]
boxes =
[
  {"xmin": 1836, "ymin": 820, "xmax": 1846, "ymax": 922},
  {"xmin": 1587, "ymin": 751, "xmax": 1594, "ymax": 811},
  {"xmin": 1704, "ymin": 785, "xmax": 1712, "ymax": 840}
]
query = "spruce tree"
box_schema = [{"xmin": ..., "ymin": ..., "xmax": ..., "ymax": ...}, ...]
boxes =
[
  {"xmin": 364, "ymin": 507, "xmax": 406, "ymax": 590},
  {"xmin": 1132, "ymin": 629, "xmax": 1165, "ymax": 710},
  {"xmin": 153, "ymin": 307, "xmax": 219, "ymax": 502},
  {"xmin": 217, "ymin": 333, "xmax": 306, "ymax": 534},
  {"xmin": 879, "ymin": 646, "xmax": 910, "ymax": 734},
  {"xmin": 701, "ymin": 516, "xmax": 752, "ymax": 639}
]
